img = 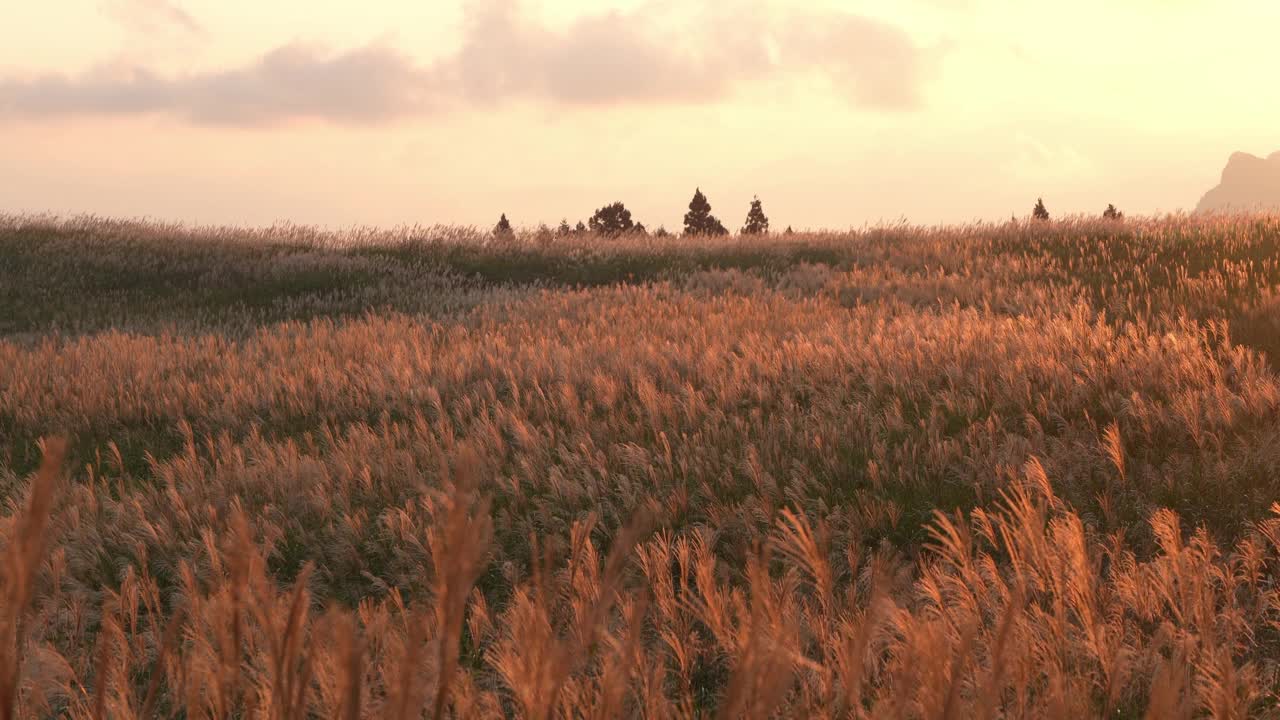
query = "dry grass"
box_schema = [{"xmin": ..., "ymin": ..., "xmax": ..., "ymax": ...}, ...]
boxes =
[{"xmin": 3, "ymin": 212, "xmax": 1280, "ymax": 717}]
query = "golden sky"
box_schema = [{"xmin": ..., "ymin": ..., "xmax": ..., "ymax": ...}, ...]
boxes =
[{"xmin": 2, "ymin": 0, "xmax": 1278, "ymax": 229}]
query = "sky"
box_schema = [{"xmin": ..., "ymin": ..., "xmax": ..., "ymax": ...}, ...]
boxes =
[{"xmin": 2, "ymin": 0, "xmax": 1278, "ymax": 230}]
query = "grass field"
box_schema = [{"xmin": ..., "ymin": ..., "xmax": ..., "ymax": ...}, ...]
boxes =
[{"xmin": 3, "ymin": 213, "xmax": 1280, "ymax": 718}]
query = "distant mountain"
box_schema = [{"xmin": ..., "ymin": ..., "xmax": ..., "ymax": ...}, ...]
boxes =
[{"xmin": 1196, "ymin": 151, "xmax": 1280, "ymax": 213}]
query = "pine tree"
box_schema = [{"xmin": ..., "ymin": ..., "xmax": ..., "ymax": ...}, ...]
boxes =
[
  {"xmin": 557, "ymin": 218, "xmax": 572, "ymax": 236},
  {"xmin": 494, "ymin": 213, "xmax": 513, "ymax": 235},
  {"xmin": 1032, "ymin": 198, "xmax": 1050, "ymax": 221},
  {"xmin": 741, "ymin": 196, "xmax": 769, "ymax": 235},
  {"xmin": 588, "ymin": 202, "xmax": 636, "ymax": 236},
  {"xmin": 784, "ymin": 225, "xmax": 794, "ymax": 235},
  {"xmin": 574, "ymin": 221, "xmax": 587, "ymax": 233},
  {"xmin": 1103, "ymin": 203, "xmax": 1123, "ymax": 220},
  {"xmin": 683, "ymin": 188, "xmax": 729, "ymax": 236}
]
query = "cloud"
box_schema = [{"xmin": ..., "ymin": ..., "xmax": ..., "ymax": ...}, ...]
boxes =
[
  {"xmin": 0, "ymin": 1, "xmax": 932, "ymax": 126},
  {"xmin": 100, "ymin": 0, "xmax": 203, "ymax": 37},
  {"xmin": 780, "ymin": 12, "xmax": 925, "ymax": 110},
  {"xmin": 0, "ymin": 45, "xmax": 437, "ymax": 125},
  {"xmin": 439, "ymin": 1, "xmax": 774, "ymax": 106}
]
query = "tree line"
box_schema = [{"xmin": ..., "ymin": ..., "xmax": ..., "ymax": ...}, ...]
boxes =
[
  {"xmin": 496, "ymin": 193, "xmax": 1127, "ymax": 237},
  {"xmin": 1032, "ymin": 198, "xmax": 1123, "ymax": 221},
  {"xmin": 495, "ymin": 189, "xmax": 787, "ymax": 238}
]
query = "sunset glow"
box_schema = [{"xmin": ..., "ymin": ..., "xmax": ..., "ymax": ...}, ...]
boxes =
[{"xmin": 3, "ymin": 0, "xmax": 1278, "ymax": 228}]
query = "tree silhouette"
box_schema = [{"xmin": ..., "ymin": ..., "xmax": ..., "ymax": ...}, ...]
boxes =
[
  {"xmin": 574, "ymin": 221, "xmax": 587, "ymax": 233},
  {"xmin": 589, "ymin": 202, "xmax": 636, "ymax": 236},
  {"xmin": 494, "ymin": 214, "xmax": 513, "ymax": 236},
  {"xmin": 1103, "ymin": 203, "xmax": 1124, "ymax": 220},
  {"xmin": 654, "ymin": 226, "xmax": 670, "ymax": 238},
  {"xmin": 634, "ymin": 222, "xmax": 648, "ymax": 236},
  {"xmin": 557, "ymin": 218, "xmax": 572, "ymax": 236},
  {"xmin": 741, "ymin": 196, "xmax": 770, "ymax": 235},
  {"xmin": 683, "ymin": 188, "xmax": 728, "ymax": 236},
  {"xmin": 1032, "ymin": 198, "xmax": 1050, "ymax": 221},
  {"xmin": 784, "ymin": 225, "xmax": 794, "ymax": 235}
]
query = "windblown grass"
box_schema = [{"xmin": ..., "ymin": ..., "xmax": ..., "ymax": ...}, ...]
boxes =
[{"xmin": 2, "ymin": 212, "xmax": 1280, "ymax": 717}]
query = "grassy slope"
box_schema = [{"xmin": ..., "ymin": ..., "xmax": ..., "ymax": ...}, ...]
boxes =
[{"xmin": 3, "ymin": 213, "xmax": 1280, "ymax": 717}]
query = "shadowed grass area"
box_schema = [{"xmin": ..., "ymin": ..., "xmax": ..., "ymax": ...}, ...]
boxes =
[
  {"xmin": 8, "ymin": 213, "xmax": 1280, "ymax": 359},
  {"xmin": 0, "ymin": 218, "xmax": 508, "ymax": 338}
]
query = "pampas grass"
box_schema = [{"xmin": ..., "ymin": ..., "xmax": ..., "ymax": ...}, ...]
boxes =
[{"xmin": 3, "ymin": 212, "xmax": 1280, "ymax": 717}]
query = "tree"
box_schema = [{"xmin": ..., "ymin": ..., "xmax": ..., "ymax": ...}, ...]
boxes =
[
  {"xmin": 634, "ymin": 222, "xmax": 648, "ymax": 236},
  {"xmin": 1032, "ymin": 198, "xmax": 1049, "ymax": 221},
  {"xmin": 1103, "ymin": 203, "xmax": 1124, "ymax": 220},
  {"xmin": 589, "ymin": 202, "xmax": 636, "ymax": 235},
  {"xmin": 557, "ymin": 218, "xmax": 572, "ymax": 236},
  {"xmin": 654, "ymin": 226, "xmax": 670, "ymax": 238},
  {"xmin": 741, "ymin": 196, "xmax": 769, "ymax": 235},
  {"xmin": 574, "ymin": 221, "xmax": 587, "ymax": 233},
  {"xmin": 784, "ymin": 226, "xmax": 794, "ymax": 235},
  {"xmin": 494, "ymin": 213, "xmax": 513, "ymax": 235},
  {"xmin": 683, "ymin": 188, "xmax": 729, "ymax": 236}
]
